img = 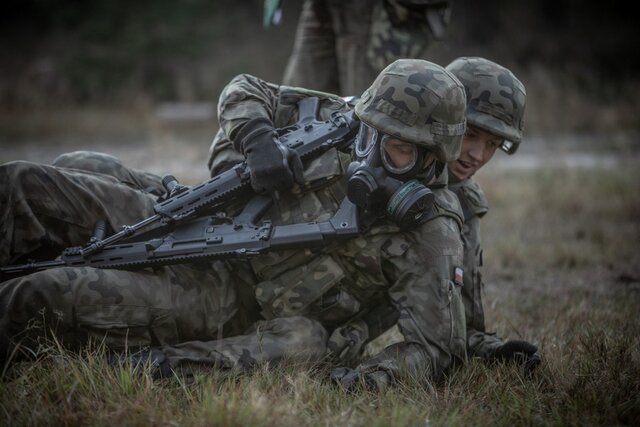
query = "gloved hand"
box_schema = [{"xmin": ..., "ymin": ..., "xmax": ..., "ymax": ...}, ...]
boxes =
[
  {"xmin": 109, "ymin": 348, "xmax": 173, "ymax": 380},
  {"xmin": 330, "ymin": 367, "xmax": 392, "ymax": 392},
  {"xmin": 492, "ymin": 340, "xmax": 542, "ymax": 373},
  {"xmin": 235, "ymin": 117, "xmax": 304, "ymax": 194}
]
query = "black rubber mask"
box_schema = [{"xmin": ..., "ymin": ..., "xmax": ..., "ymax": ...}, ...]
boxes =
[{"xmin": 347, "ymin": 123, "xmax": 435, "ymax": 229}]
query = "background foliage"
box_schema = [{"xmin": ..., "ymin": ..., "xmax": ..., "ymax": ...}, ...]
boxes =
[{"xmin": 1, "ymin": 0, "xmax": 639, "ymax": 133}]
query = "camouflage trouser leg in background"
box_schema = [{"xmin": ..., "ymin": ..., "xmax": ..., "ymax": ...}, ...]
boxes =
[
  {"xmin": 162, "ymin": 316, "xmax": 328, "ymax": 371},
  {"xmin": 52, "ymin": 150, "xmax": 165, "ymax": 196},
  {"xmin": 0, "ymin": 160, "xmax": 157, "ymax": 265},
  {"xmin": 0, "ymin": 160, "xmax": 239, "ymax": 359}
]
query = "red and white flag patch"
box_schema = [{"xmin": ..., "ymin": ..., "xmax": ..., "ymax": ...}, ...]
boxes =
[{"xmin": 454, "ymin": 267, "xmax": 464, "ymax": 286}]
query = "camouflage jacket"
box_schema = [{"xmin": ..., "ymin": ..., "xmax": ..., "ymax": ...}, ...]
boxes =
[
  {"xmin": 448, "ymin": 177, "xmax": 504, "ymax": 358},
  {"xmin": 209, "ymin": 73, "xmax": 467, "ymax": 381}
]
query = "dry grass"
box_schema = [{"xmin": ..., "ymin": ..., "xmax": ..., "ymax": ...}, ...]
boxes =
[{"xmin": 1, "ymin": 136, "xmax": 640, "ymax": 426}]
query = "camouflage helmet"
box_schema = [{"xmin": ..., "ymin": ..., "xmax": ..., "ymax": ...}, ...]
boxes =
[
  {"xmin": 354, "ymin": 59, "xmax": 467, "ymax": 162},
  {"xmin": 446, "ymin": 57, "xmax": 526, "ymax": 154}
]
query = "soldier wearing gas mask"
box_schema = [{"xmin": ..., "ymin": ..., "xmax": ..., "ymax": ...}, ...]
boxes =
[
  {"xmin": 150, "ymin": 58, "xmax": 468, "ymax": 389},
  {"xmin": 0, "ymin": 59, "xmax": 466, "ymax": 389},
  {"xmin": 346, "ymin": 63, "xmax": 465, "ymax": 229}
]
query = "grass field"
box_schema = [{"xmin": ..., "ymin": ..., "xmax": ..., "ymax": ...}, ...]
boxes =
[{"xmin": 1, "ymin": 125, "xmax": 639, "ymax": 426}]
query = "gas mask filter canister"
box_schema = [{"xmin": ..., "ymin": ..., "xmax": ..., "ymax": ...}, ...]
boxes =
[{"xmin": 347, "ymin": 123, "xmax": 435, "ymax": 229}]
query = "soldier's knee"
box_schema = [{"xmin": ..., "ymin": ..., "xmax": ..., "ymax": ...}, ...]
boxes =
[
  {"xmin": 0, "ymin": 269, "xmax": 73, "ymax": 348},
  {"xmin": 0, "ymin": 160, "xmax": 38, "ymax": 184},
  {"xmin": 0, "ymin": 160, "xmax": 59, "ymax": 198},
  {"xmin": 267, "ymin": 316, "xmax": 328, "ymax": 358},
  {"xmin": 2, "ymin": 269, "xmax": 71, "ymax": 315},
  {"xmin": 52, "ymin": 151, "xmax": 121, "ymax": 174}
]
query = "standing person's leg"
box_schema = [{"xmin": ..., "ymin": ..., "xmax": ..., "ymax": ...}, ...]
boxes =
[
  {"xmin": 282, "ymin": 0, "xmax": 340, "ymax": 93},
  {"xmin": 328, "ymin": 0, "xmax": 377, "ymax": 96}
]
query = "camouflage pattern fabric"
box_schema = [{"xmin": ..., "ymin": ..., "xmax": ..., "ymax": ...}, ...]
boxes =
[
  {"xmin": 282, "ymin": 0, "xmax": 450, "ymax": 96},
  {"xmin": 0, "ymin": 262, "xmax": 240, "ymax": 357},
  {"xmin": 52, "ymin": 150, "xmax": 165, "ymax": 196},
  {"xmin": 2, "ymin": 72, "xmax": 467, "ymax": 383},
  {"xmin": 445, "ymin": 57, "xmax": 526, "ymax": 152},
  {"xmin": 282, "ymin": 0, "xmax": 377, "ymax": 96},
  {"xmin": 363, "ymin": 177, "xmax": 505, "ymax": 361},
  {"xmin": 163, "ymin": 316, "xmax": 327, "ymax": 371},
  {"xmin": 354, "ymin": 59, "xmax": 466, "ymax": 162},
  {"xmin": 200, "ymin": 72, "xmax": 468, "ymax": 383},
  {"xmin": 0, "ymin": 161, "xmax": 242, "ymax": 359},
  {"xmin": 366, "ymin": 0, "xmax": 450, "ymax": 72},
  {"xmin": 0, "ymin": 160, "xmax": 157, "ymax": 265},
  {"xmin": 448, "ymin": 177, "xmax": 504, "ymax": 358},
  {"xmin": 208, "ymin": 128, "xmax": 245, "ymax": 175}
]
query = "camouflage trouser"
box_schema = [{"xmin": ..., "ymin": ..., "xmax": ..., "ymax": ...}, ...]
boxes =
[
  {"xmin": 0, "ymin": 263, "xmax": 239, "ymax": 357},
  {"xmin": 52, "ymin": 150, "xmax": 165, "ymax": 196},
  {"xmin": 162, "ymin": 316, "xmax": 328, "ymax": 371},
  {"xmin": 0, "ymin": 160, "xmax": 239, "ymax": 358},
  {"xmin": 282, "ymin": 0, "xmax": 377, "ymax": 96},
  {"xmin": 0, "ymin": 160, "xmax": 158, "ymax": 265}
]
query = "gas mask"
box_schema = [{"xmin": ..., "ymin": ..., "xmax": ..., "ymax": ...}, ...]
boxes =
[{"xmin": 347, "ymin": 123, "xmax": 435, "ymax": 229}]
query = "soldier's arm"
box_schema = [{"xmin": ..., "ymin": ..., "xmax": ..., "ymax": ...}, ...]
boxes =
[
  {"xmin": 461, "ymin": 213, "xmax": 504, "ymax": 357},
  {"xmin": 211, "ymin": 73, "xmax": 348, "ymax": 177},
  {"xmin": 452, "ymin": 179, "xmax": 504, "ymax": 357},
  {"xmin": 207, "ymin": 128, "xmax": 244, "ymax": 177},
  {"xmin": 350, "ymin": 214, "xmax": 467, "ymax": 389},
  {"xmin": 217, "ymin": 73, "xmax": 281, "ymax": 149}
]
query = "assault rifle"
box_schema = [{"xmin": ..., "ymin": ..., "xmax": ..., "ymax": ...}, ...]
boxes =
[{"xmin": 0, "ymin": 98, "xmax": 361, "ymax": 279}]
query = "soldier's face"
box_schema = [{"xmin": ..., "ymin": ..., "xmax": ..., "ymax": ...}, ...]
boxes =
[{"xmin": 448, "ymin": 125, "xmax": 502, "ymax": 179}]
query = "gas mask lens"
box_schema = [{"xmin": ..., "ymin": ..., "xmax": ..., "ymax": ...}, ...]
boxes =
[
  {"xmin": 380, "ymin": 135, "xmax": 418, "ymax": 175},
  {"xmin": 354, "ymin": 123, "xmax": 378, "ymax": 158},
  {"xmin": 347, "ymin": 123, "xmax": 435, "ymax": 229}
]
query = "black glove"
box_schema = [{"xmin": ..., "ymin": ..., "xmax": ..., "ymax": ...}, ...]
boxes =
[
  {"xmin": 235, "ymin": 117, "xmax": 304, "ymax": 194},
  {"xmin": 331, "ymin": 367, "xmax": 361, "ymax": 391},
  {"xmin": 109, "ymin": 348, "xmax": 173, "ymax": 380},
  {"xmin": 492, "ymin": 340, "xmax": 542, "ymax": 373},
  {"xmin": 330, "ymin": 367, "xmax": 391, "ymax": 392}
]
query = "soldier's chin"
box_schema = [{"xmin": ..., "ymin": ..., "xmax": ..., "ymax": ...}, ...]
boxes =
[{"xmin": 450, "ymin": 161, "xmax": 473, "ymax": 180}]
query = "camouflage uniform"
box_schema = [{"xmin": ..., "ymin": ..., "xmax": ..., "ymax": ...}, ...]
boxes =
[
  {"xmin": 446, "ymin": 57, "xmax": 528, "ymax": 359},
  {"xmin": 359, "ymin": 57, "xmax": 530, "ymax": 364},
  {"xmin": 0, "ymin": 161, "xmax": 243, "ymax": 358},
  {"xmin": 448, "ymin": 176, "xmax": 503, "ymax": 358},
  {"xmin": 168, "ymin": 66, "xmax": 467, "ymax": 384},
  {"xmin": 282, "ymin": 0, "xmax": 451, "ymax": 96},
  {"xmin": 52, "ymin": 150, "xmax": 165, "ymax": 196}
]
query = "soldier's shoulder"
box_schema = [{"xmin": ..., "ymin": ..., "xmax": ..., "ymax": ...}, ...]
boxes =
[
  {"xmin": 449, "ymin": 178, "xmax": 489, "ymax": 219},
  {"xmin": 431, "ymin": 187, "xmax": 464, "ymax": 229}
]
